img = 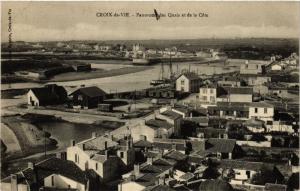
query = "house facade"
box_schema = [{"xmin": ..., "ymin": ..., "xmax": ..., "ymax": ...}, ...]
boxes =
[
  {"xmin": 227, "ymin": 87, "xmax": 253, "ymax": 103},
  {"xmin": 70, "ymin": 86, "xmax": 106, "ymax": 109},
  {"xmin": 240, "ymin": 60, "xmax": 265, "ymax": 75},
  {"xmin": 66, "ymin": 135, "xmax": 135, "ymax": 183},
  {"xmin": 27, "ymin": 84, "xmax": 67, "ymax": 107},
  {"xmin": 248, "ymin": 102, "xmax": 274, "ymax": 122},
  {"xmin": 176, "ymin": 73, "xmax": 202, "ymax": 93},
  {"xmin": 208, "ymin": 102, "xmax": 274, "ymax": 121}
]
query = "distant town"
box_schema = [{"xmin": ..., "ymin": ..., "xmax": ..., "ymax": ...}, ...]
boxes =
[{"xmin": 1, "ymin": 38, "xmax": 299, "ymax": 191}]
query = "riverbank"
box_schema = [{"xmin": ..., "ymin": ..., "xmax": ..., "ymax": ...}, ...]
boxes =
[
  {"xmin": 1, "ymin": 115, "xmax": 58, "ymax": 159},
  {"xmin": 47, "ymin": 66, "xmax": 153, "ymax": 82}
]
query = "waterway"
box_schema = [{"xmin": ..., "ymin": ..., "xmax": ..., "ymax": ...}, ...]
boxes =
[
  {"xmin": 1, "ymin": 59, "xmax": 243, "ymax": 92},
  {"xmin": 33, "ymin": 121, "xmax": 114, "ymax": 149}
]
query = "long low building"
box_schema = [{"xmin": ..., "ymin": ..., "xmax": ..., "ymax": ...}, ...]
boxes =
[{"xmin": 207, "ymin": 102, "xmax": 274, "ymax": 122}]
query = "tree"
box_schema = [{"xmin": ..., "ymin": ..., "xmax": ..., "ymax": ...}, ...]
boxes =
[{"xmin": 251, "ymin": 166, "xmax": 278, "ymax": 185}]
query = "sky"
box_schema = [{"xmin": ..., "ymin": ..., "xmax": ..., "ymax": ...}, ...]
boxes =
[{"xmin": 1, "ymin": 1, "xmax": 300, "ymax": 42}]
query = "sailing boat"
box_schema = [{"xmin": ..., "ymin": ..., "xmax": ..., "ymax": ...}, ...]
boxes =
[
  {"xmin": 150, "ymin": 61, "xmax": 166, "ymax": 86},
  {"xmin": 150, "ymin": 52, "xmax": 173, "ymax": 86}
]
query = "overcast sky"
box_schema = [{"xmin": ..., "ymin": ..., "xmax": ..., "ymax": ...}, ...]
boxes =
[{"xmin": 1, "ymin": 1, "xmax": 300, "ymax": 42}]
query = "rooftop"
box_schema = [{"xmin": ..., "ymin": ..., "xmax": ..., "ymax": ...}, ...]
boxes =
[
  {"xmin": 70, "ymin": 86, "xmax": 106, "ymax": 98},
  {"xmin": 1, "ymin": 158, "xmax": 87, "ymax": 187},
  {"xmin": 146, "ymin": 119, "xmax": 173, "ymax": 130},
  {"xmin": 217, "ymin": 159, "xmax": 274, "ymax": 171},
  {"xmin": 161, "ymin": 110, "xmax": 183, "ymax": 120}
]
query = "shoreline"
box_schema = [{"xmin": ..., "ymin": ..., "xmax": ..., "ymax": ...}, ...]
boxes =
[
  {"xmin": 1, "ymin": 65, "xmax": 153, "ymax": 85},
  {"xmin": 46, "ymin": 66, "xmax": 153, "ymax": 82}
]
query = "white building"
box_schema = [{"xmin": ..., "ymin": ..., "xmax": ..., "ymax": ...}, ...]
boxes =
[
  {"xmin": 248, "ymin": 102, "xmax": 274, "ymax": 122},
  {"xmin": 44, "ymin": 173, "xmax": 86, "ymax": 191},
  {"xmin": 176, "ymin": 73, "xmax": 202, "ymax": 93},
  {"xmin": 66, "ymin": 134, "xmax": 135, "ymax": 182}
]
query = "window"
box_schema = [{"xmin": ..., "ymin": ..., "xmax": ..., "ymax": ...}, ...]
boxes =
[
  {"xmin": 203, "ymin": 89, "xmax": 207, "ymax": 94},
  {"xmin": 264, "ymin": 108, "xmax": 267, "ymax": 114},
  {"xmin": 181, "ymin": 87, "xmax": 184, "ymax": 92},
  {"xmin": 77, "ymin": 155, "xmax": 79, "ymax": 164},
  {"xmin": 203, "ymin": 96, "xmax": 207, "ymax": 101},
  {"xmin": 254, "ymin": 108, "xmax": 258, "ymax": 113},
  {"xmin": 210, "ymin": 96, "xmax": 215, "ymax": 102},
  {"xmin": 120, "ymin": 152, "xmax": 124, "ymax": 158},
  {"xmin": 75, "ymin": 154, "xmax": 77, "ymax": 163},
  {"xmin": 181, "ymin": 80, "xmax": 185, "ymax": 85},
  {"xmin": 51, "ymin": 176, "xmax": 54, "ymax": 186},
  {"xmin": 210, "ymin": 89, "xmax": 214, "ymax": 94},
  {"xmin": 96, "ymin": 163, "xmax": 98, "ymax": 170}
]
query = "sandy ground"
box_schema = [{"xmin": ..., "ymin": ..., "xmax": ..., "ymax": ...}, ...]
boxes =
[
  {"xmin": 2, "ymin": 116, "xmax": 56, "ymax": 154},
  {"xmin": 1, "ymin": 123, "xmax": 21, "ymax": 152}
]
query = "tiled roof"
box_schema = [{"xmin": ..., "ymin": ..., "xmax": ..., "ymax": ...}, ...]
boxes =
[
  {"xmin": 225, "ymin": 87, "xmax": 253, "ymax": 94},
  {"xmin": 264, "ymin": 183, "xmax": 287, "ymax": 191},
  {"xmin": 163, "ymin": 150, "xmax": 187, "ymax": 161},
  {"xmin": 133, "ymin": 140, "xmax": 153, "ymax": 148},
  {"xmin": 135, "ymin": 158, "xmax": 174, "ymax": 187},
  {"xmin": 146, "ymin": 119, "xmax": 173, "ymax": 130},
  {"xmin": 1, "ymin": 158, "xmax": 87, "ymax": 187},
  {"xmin": 70, "ymin": 86, "xmax": 106, "ymax": 98},
  {"xmin": 153, "ymin": 139, "xmax": 186, "ymax": 151},
  {"xmin": 161, "ymin": 110, "xmax": 183, "ymax": 120},
  {"xmin": 178, "ymin": 72, "xmax": 200, "ymax": 81},
  {"xmin": 184, "ymin": 117, "xmax": 209, "ymax": 125},
  {"xmin": 179, "ymin": 172, "xmax": 194, "ymax": 181},
  {"xmin": 206, "ymin": 138, "xmax": 236, "ymax": 153},
  {"xmin": 217, "ymin": 159, "xmax": 274, "ymax": 171},
  {"xmin": 78, "ymin": 136, "xmax": 118, "ymax": 151},
  {"xmin": 144, "ymin": 185, "xmax": 175, "ymax": 191},
  {"xmin": 249, "ymin": 102, "xmax": 274, "ymax": 108}
]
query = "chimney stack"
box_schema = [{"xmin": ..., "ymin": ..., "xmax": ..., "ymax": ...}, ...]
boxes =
[
  {"xmin": 10, "ymin": 174, "xmax": 18, "ymax": 191},
  {"xmin": 171, "ymin": 144, "xmax": 177, "ymax": 150},
  {"xmin": 81, "ymin": 143, "xmax": 86, "ymax": 151},
  {"xmin": 28, "ymin": 162, "xmax": 34, "ymax": 169},
  {"xmin": 104, "ymin": 141, "xmax": 108, "ymax": 150},
  {"xmin": 134, "ymin": 164, "xmax": 140, "ymax": 177},
  {"xmin": 70, "ymin": 140, "xmax": 76, "ymax": 147},
  {"xmin": 92, "ymin": 132, "xmax": 97, "ymax": 138},
  {"xmin": 104, "ymin": 150, "xmax": 109, "ymax": 160},
  {"xmin": 147, "ymin": 157, "xmax": 153, "ymax": 165}
]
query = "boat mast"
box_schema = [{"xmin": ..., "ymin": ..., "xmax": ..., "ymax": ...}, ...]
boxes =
[
  {"xmin": 161, "ymin": 61, "xmax": 164, "ymax": 80},
  {"xmin": 169, "ymin": 53, "xmax": 173, "ymax": 79}
]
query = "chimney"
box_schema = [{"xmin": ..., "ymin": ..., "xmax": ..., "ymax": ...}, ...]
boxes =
[
  {"xmin": 134, "ymin": 164, "xmax": 140, "ymax": 177},
  {"xmin": 110, "ymin": 134, "xmax": 114, "ymax": 140},
  {"xmin": 104, "ymin": 150, "xmax": 109, "ymax": 160},
  {"xmin": 92, "ymin": 132, "xmax": 97, "ymax": 138},
  {"xmin": 130, "ymin": 174, "xmax": 136, "ymax": 181},
  {"xmin": 28, "ymin": 162, "xmax": 34, "ymax": 169},
  {"xmin": 147, "ymin": 157, "xmax": 153, "ymax": 165},
  {"xmin": 81, "ymin": 143, "xmax": 86, "ymax": 151},
  {"xmin": 70, "ymin": 140, "xmax": 76, "ymax": 147},
  {"xmin": 10, "ymin": 174, "xmax": 18, "ymax": 191},
  {"xmin": 158, "ymin": 177, "xmax": 166, "ymax": 185},
  {"xmin": 172, "ymin": 144, "xmax": 177, "ymax": 150},
  {"xmin": 56, "ymin": 152, "xmax": 67, "ymax": 160},
  {"xmin": 104, "ymin": 141, "xmax": 108, "ymax": 150},
  {"xmin": 158, "ymin": 150, "xmax": 164, "ymax": 158}
]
